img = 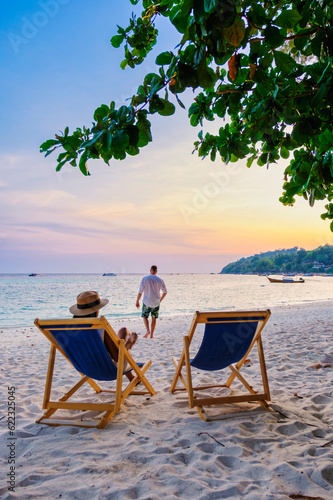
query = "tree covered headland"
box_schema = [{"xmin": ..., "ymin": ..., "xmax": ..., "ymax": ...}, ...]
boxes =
[
  {"xmin": 221, "ymin": 245, "xmax": 333, "ymax": 274},
  {"xmin": 41, "ymin": 0, "xmax": 333, "ymax": 229}
]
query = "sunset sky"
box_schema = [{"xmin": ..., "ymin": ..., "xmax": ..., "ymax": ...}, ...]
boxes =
[{"xmin": 1, "ymin": 0, "xmax": 332, "ymax": 274}]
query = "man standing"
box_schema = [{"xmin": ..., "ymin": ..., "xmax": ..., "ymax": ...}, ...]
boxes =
[{"xmin": 136, "ymin": 265, "xmax": 167, "ymax": 338}]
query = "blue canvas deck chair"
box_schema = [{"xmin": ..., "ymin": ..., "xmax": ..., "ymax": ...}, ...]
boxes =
[
  {"xmin": 170, "ymin": 310, "xmax": 271, "ymax": 421},
  {"xmin": 34, "ymin": 316, "xmax": 156, "ymax": 429}
]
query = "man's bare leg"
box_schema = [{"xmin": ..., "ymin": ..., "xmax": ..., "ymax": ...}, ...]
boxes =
[
  {"xmin": 143, "ymin": 317, "xmax": 150, "ymax": 338},
  {"xmin": 150, "ymin": 317, "xmax": 157, "ymax": 338}
]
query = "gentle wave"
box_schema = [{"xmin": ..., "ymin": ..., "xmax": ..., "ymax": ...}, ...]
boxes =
[{"xmin": 0, "ymin": 273, "xmax": 332, "ymax": 327}]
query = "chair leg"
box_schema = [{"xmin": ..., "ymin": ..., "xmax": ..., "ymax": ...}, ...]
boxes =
[
  {"xmin": 37, "ymin": 375, "xmax": 94, "ymax": 422},
  {"xmin": 171, "ymin": 357, "xmax": 188, "ymax": 390},
  {"xmin": 120, "ymin": 360, "xmax": 154, "ymax": 403},
  {"xmin": 257, "ymin": 336, "xmax": 271, "ymax": 400},
  {"xmin": 170, "ymin": 316, "xmax": 198, "ymax": 393},
  {"xmin": 184, "ymin": 336, "xmax": 194, "ymax": 408},
  {"xmin": 126, "ymin": 360, "xmax": 156, "ymax": 396},
  {"xmin": 42, "ymin": 345, "xmax": 56, "ymax": 409},
  {"xmin": 228, "ymin": 364, "xmax": 269, "ymax": 411},
  {"xmin": 86, "ymin": 378, "xmax": 103, "ymax": 393},
  {"xmin": 170, "ymin": 351, "xmax": 186, "ymax": 392},
  {"xmin": 38, "ymin": 346, "xmax": 106, "ymax": 424},
  {"xmin": 196, "ymin": 406, "xmax": 208, "ymax": 421},
  {"xmin": 97, "ymin": 410, "xmax": 116, "ymax": 429},
  {"xmin": 114, "ymin": 340, "xmax": 125, "ymax": 414}
]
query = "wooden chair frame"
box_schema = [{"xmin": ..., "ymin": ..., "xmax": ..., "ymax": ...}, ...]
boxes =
[
  {"xmin": 35, "ymin": 316, "xmax": 156, "ymax": 428},
  {"xmin": 170, "ymin": 310, "xmax": 271, "ymax": 421}
]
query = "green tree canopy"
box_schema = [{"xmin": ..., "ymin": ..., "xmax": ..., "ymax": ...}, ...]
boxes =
[
  {"xmin": 221, "ymin": 245, "xmax": 333, "ymax": 273},
  {"xmin": 40, "ymin": 0, "xmax": 333, "ymax": 229}
]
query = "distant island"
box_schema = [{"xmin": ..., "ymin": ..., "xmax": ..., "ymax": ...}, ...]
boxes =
[{"xmin": 221, "ymin": 245, "xmax": 333, "ymax": 275}]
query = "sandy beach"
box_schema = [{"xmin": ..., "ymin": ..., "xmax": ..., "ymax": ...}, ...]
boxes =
[{"xmin": 1, "ymin": 301, "xmax": 333, "ymax": 500}]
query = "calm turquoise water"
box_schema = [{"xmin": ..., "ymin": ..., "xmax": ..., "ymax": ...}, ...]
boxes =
[{"xmin": 0, "ymin": 273, "xmax": 332, "ymax": 327}]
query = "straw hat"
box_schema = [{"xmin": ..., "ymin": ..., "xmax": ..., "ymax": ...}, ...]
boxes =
[{"xmin": 69, "ymin": 291, "xmax": 109, "ymax": 316}]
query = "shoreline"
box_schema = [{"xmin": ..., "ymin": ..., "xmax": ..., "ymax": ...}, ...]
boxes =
[{"xmin": 1, "ymin": 298, "xmax": 333, "ymax": 330}]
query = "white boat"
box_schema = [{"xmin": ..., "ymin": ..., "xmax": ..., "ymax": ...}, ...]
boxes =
[{"xmin": 266, "ymin": 275, "xmax": 304, "ymax": 283}]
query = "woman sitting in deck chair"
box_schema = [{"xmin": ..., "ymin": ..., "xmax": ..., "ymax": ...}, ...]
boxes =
[{"xmin": 70, "ymin": 290, "xmax": 138, "ymax": 380}]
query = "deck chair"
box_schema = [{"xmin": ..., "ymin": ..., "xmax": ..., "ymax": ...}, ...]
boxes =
[
  {"xmin": 170, "ymin": 310, "xmax": 271, "ymax": 421},
  {"xmin": 34, "ymin": 316, "xmax": 156, "ymax": 428}
]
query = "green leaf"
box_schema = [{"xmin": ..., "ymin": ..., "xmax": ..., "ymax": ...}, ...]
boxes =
[
  {"xmin": 93, "ymin": 105, "xmax": 109, "ymax": 122},
  {"xmin": 155, "ymin": 51, "xmax": 173, "ymax": 66},
  {"xmin": 111, "ymin": 34, "xmax": 125, "ymax": 48},
  {"xmin": 257, "ymin": 153, "xmax": 268, "ymax": 166},
  {"xmin": 149, "ymin": 96, "xmax": 164, "ymax": 114},
  {"xmin": 255, "ymin": 83, "xmax": 268, "ymax": 98},
  {"xmin": 79, "ymin": 151, "xmax": 89, "ymax": 176},
  {"xmin": 223, "ymin": 16, "xmax": 246, "ymax": 47},
  {"xmin": 117, "ymin": 105, "xmax": 132, "ymax": 124},
  {"xmin": 197, "ymin": 63, "xmax": 216, "ymax": 88},
  {"xmin": 112, "ymin": 130, "xmax": 129, "ymax": 150},
  {"xmin": 137, "ymin": 112, "xmax": 152, "ymax": 147},
  {"xmin": 275, "ymin": 9, "xmax": 302, "ymax": 29},
  {"xmin": 292, "ymin": 121, "xmax": 313, "ymax": 144},
  {"xmin": 56, "ymin": 152, "xmax": 67, "ymax": 162},
  {"xmin": 260, "ymin": 52, "xmax": 273, "ymax": 70},
  {"xmin": 81, "ymin": 130, "xmax": 104, "ymax": 148},
  {"xmin": 40, "ymin": 139, "xmax": 59, "ymax": 151},
  {"xmin": 204, "ymin": 0, "xmax": 217, "ymax": 14},
  {"xmin": 190, "ymin": 113, "xmax": 200, "ymax": 127},
  {"xmin": 170, "ymin": 6, "xmax": 188, "ymax": 34},
  {"xmin": 274, "ymin": 51, "xmax": 296, "ymax": 74},
  {"xmin": 101, "ymin": 130, "xmax": 112, "ymax": 155},
  {"xmin": 157, "ymin": 100, "xmax": 176, "ymax": 116},
  {"xmin": 249, "ymin": 4, "xmax": 268, "ymax": 27},
  {"xmin": 319, "ymin": 129, "xmax": 333, "ymax": 150},
  {"xmin": 311, "ymin": 31, "xmax": 326, "ymax": 59},
  {"xmin": 55, "ymin": 160, "xmax": 67, "ymax": 172},
  {"xmin": 44, "ymin": 147, "xmax": 57, "ymax": 157},
  {"xmin": 213, "ymin": 97, "xmax": 227, "ymax": 117},
  {"xmin": 280, "ymin": 147, "xmax": 290, "ymax": 159},
  {"xmin": 294, "ymin": 36, "xmax": 308, "ymax": 51},
  {"xmin": 144, "ymin": 73, "xmax": 161, "ymax": 86},
  {"xmin": 250, "ymin": 41, "xmax": 266, "ymax": 60},
  {"xmin": 127, "ymin": 125, "xmax": 139, "ymax": 147},
  {"xmin": 264, "ymin": 26, "xmax": 285, "ymax": 47},
  {"xmin": 309, "ymin": 189, "xmax": 315, "ymax": 207},
  {"xmin": 193, "ymin": 0, "xmax": 206, "ymax": 24},
  {"xmin": 181, "ymin": 0, "xmax": 193, "ymax": 16},
  {"xmin": 176, "ymin": 94, "xmax": 186, "ymax": 109},
  {"xmin": 247, "ymin": 155, "xmax": 256, "ymax": 168}
]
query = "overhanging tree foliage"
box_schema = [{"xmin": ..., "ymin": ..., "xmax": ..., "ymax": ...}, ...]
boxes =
[{"xmin": 40, "ymin": 0, "xmax": 333, "ymax": 229}]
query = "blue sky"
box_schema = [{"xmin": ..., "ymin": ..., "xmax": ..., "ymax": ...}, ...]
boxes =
[{"xmin": 0, "ymin": 0, "xmax": 332, "ymax": 274}]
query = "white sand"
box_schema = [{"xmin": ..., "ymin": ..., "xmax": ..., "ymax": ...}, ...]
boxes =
[{"xmin": 1, "ymin": 302, "xmax": 333, "ymax": 500}]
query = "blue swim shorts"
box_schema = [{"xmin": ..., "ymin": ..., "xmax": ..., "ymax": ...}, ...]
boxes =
[{"xmin": 142, "ymin": 303, "xmax": 160, "ymax": 318}]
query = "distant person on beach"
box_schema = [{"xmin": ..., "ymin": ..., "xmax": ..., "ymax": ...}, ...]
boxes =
[
  {"xmin": 70, "ymin": 290, "xmax": 137, "ymax": 380},
  {"xmin": 136, "ymin": 265, "xmax": 167, "ymax": 338}
]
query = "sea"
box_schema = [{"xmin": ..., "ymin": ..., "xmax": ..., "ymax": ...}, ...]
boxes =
[{"xmin": 0, "ymin": 273, "xmax": 332, "ymax": 328}]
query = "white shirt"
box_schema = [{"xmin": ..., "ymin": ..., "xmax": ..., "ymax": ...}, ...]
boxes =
[{"xmin": 139, "ymin": 274, "xmax": 167, "ymax": 308}]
